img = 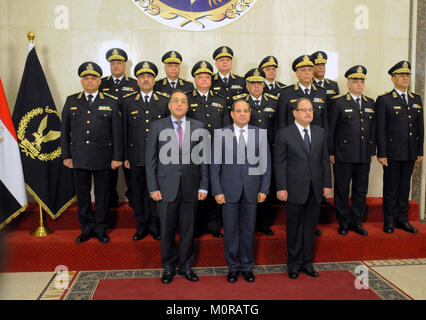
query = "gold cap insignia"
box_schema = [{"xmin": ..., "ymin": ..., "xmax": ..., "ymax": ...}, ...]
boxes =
[
  {"xmin": 222, "ymin": 47, "xmax": 228, "ymax": 54},
  {"xmin": 112, "ymin": 49, "xmax": 119, "ymax": 56},
  {"xmin": 303, "ymin": 55, "xmax": 309, "ymax": 62},
  {"xmin": 269, "ymin": 56, "xmax": 275, "ymax": 63},
  {"xmin": 143, "ymin": 62, "xmax": 150, "ymax": 69},
  {"xmin": 318, "ymin": 53, "xmax": 323, "ymax": 60},
  {"xmin": 171, "ymin": 51, "xmax": 176, "ymax": 58},
  {"xmin": 254, "ymin": 69, "xmax": 260, "ymax": 77},
  {"xmin": 357, "ymin": 66, "xmax": 363, "ymax": 74},
  {"xmin": 403, "ymin": 61, "xmax": 409, "ymax": 68},
  {"xmin": 201, "ymin": 61, "xmax": 207, "ymax": 69},
  {"xmin": 87, "ymin": 63, "xmax": 93, "ymax": 71}
]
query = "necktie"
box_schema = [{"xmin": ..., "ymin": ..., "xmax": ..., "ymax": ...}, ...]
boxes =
[
  {"xmin": 87, "ymin": 94, "xmax": 93, "ymax": 105},
  {"xmin": 171, "ymin": 82, "xmax": 176, "ymax": 89},
  {"xmin": 401, "ymin": 93, "xmax": 407, "ymax": 105},
  {"xmin": 356, "ymin": 98, "xmax": 361, "ymax": 109},
  {"xmin": 237, "ymin": 129, "xmax": 246, "ymax": 163},
  {"xmin": 318, "ymin": 81, "xmax": 323, "ymax": 87},
  {"xmin": 144, "ymin": 95, "xmax": 149, "ymax": 104},
  {"xmin": 202, "ymin": 95, "xmax": 207, "ymax": 104},
  {"xmin": 270, "ymin": 84, "xmax": 274, "ymax": 90},
  {"xmin": 223, "ymin": 77, "xmax": 228, "ymax": 85},
  {"xmin": 254, "ymin": 100, "xmax": 260, "ymax": 107},
  {"xmin": 304, "ymin": 88, "xmax": 310, "ymax": 95},
  {"xmin": 114, "ymin": 79, "xmax": 120, "ymax": 85},
  {"xmin": 175, "ymin": 121, "xmax": 183, "ymax": 149},
  {"xmin": 303, "ymin": 128, "xmax": 311, "ymax": 153}
]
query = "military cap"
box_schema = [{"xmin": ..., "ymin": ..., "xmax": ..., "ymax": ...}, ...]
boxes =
[
  {"xmin": 78, "ymin": 62, "xmax": 103, "ymax": 78},
  {"xmin": 106, "ymin": 48, "xmax": 128, "ymax": 62},
  {"xmin": 213, "ymin": 46, "xmax": 234, "ymax": 60},
  {"xmin": 345, "ymin": 65, "xmax": 367, "ymax": 79},
  {"xmin": 259, "ymin": 56, "xmax": 278, "ymax": 69},
  {"xmin": 134, "ymin": 61, "xmax": 158, "ymax": 78},
  {"xmin": 162, "ymin": 51, "xmax": 183, "ymax": 64},
  {"xmin": 292, "ymin": 55, "xmax": 314, "ymax": 71},
  {"xmin": 244, "ymin": 68, "xmax": 266, "ymax": 83},
  {"xmin": 311, "ymin": 51, "xmax": 328, "ymax": 65},
  {"xmin": 191, "ymin": 60, "xmax": 214, "ymax": 77},
  {"xmin": 388, "ymin": 60, "xmax": 411, "ymax": 76}
]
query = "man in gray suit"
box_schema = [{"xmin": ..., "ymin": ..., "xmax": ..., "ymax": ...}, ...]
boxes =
[
  {"xmin": 145, "ymin": 90, "xmax": 209, "ymax": 284},
  {"xmin": 210, "ymin": 99, "xmax": 271, "ymax": 283},
  {"xmin": 274, "ymin": 97, "xmax": 332, "ymax": 279}
]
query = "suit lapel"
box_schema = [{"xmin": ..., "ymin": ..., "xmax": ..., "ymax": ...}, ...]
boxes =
[{"xmin": 290, "ymin": 123, "xmax": 309, "ymax": 156}]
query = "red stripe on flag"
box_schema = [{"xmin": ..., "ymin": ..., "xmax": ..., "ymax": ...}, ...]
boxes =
[{"xmin": 0, "ymin": 77, "xmax": 18, "ymax": 142}]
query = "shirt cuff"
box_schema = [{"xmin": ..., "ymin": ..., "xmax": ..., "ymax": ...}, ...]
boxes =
[{"xmin": 199, "ymin": 189, "xmax": 208, "ymax": 194}]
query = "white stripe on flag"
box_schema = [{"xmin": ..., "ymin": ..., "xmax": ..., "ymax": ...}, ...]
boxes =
[{"xmin": 0, "ymin": 119, "xmax": 27, "ymax": 206}]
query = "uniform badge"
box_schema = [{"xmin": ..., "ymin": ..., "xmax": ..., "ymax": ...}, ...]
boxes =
[
  {"xmin": 212, "ymin": 102, "xmax": 223, "ymax": 108},
  {"xmin": 344, "ymin": 109, "xmax": 353, "ymax": 113},
  {"xmin": 326, "ymin": 90, "xmax": 335, "ymax": 95},
  {"xmin": 364, "ymin": 108, "xmax": 374, "ymax": 113},
  {"xmin": 231, "ymin": 85, "xmax": 242, "ymax": 89},
  {"xmin": 393, "ymin": 106, "xmax": 401, "ymax": 110},
  {"xmin": 213, "ymin": 87, "xmax": 221, "ymax": 91},
  {"xmin": 264, "ymin": 108, "xmax": 275, "ymax": 112},
  {"xmin": 70, "ymin": 107, "xmax": 78, "ymax": 110},
  {"xmin": 413, "ymin": 104, "xmax": 422, "ymax": 109},
  {"xmin": 313, "ymin": 98, "xmax": 324, "ymax": 103},
  {"xmin": 98, "ymin": 106, "xmax": 112, "ymax": 111}
]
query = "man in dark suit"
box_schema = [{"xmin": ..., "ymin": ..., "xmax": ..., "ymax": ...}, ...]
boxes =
[
  {"xmin": 329, "ymin": 66, "xmax": 376, "ymax": 236},
  {"xmin": 274, "ymin": 97, "xmax": 332, "ymax": 279},
  {"xmin": 61, "ymin": 62, "xmax": 123, "ymax": 243},
  {"xmin": 145, "ymin": 90, "xmax": 209, "ymax": 284},
  {"xmin": 376, "ymin": 60, "xmax": 423, "ymax": 234},
  {"xmin": 99, "ymin": 48, "xmax": 138, "ymax": 208},
  {"xmin": 123, "ymin": 61, "xmax": 169, "ymax": 241},
  {"xmin": 211, "ymin": 99, "xmax": 271, "ymax": 283}
]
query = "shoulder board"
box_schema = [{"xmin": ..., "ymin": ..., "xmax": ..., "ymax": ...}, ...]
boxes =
[
  {"xmin": 135, "ymin": 93, "xmax": 141, "ymax": 101},
  {"xmin": 331, "ymin": 94, "xmax": 345, "ymax": 100},
  {"xmin": 107, "ymin": 76, "xmax": 111, "ymax": 81},
  {"xmin": 123, "ymin": 91, "xmax": 139, "ymax": 99},
  {"xmin": 179, "ymin": 79, "xmax": 184, "ymax": 86},
  {"xmin": 378, "ymin": 90, "xmax": 392, "ymax": 97},
  {"xmin": 155, "ymin": 91, "xmax": 170, "ymax": 99},
  {"xmin": 193, "ymin": 89, "xmax": 198, "ymax": 97},
  {"xmin": 276, "ymin": 82, "xmax": 286, "ymax": 89},
  {"xmin": 282, "ymin": 84, "xmax": 293, "ymax": 90},
  {"xmin": 213, "ymin": 73, "xmax": 219, "ymax": 81},
  {"xmin": 233, "ymin": 93, "xmax": 248, "ymax": 100},
  {"xmin": 409, "ymin": 91, "xmax": 419, "ymax": 98},
  {"xmin": 68, "ymin": 92, "xmax": 82, "ymax": 98},
  {"xmin": 125, "ymin": 75, "xmax": 129, "ymax": 81},
  {"xmin": 363, "ymin": 94, "xmax": 373, "ymax": 101},
  {"xmin": 264, "ymin": 93, "xmax": 278, "ymax": 100},
  {"xmin": 103, "ymin": 92, "xmax": 118, "ymax": 100},
  {"xmin": 212, "ymin": 91, "xmax": 223, "ymax": 98}
]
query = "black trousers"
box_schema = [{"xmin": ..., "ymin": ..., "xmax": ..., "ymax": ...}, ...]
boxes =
[
  {"xmin": 334, "ymin": 162, "xmax": 371, "ymax": 227},
  {"xmin": 109, "ymin": 167, "xmax": 133, "ymax": 206},
  {"xmin": 257, "ymin": 166, "xmax": 276, "ymax": 229},
  {"xmin": 285, "ymin": 183, "xmax": 319, "ymax": 273},
  {"xmin": 130, "ymin": 166, "xmax": 160, "ymax": 234},
  {"xmin": 196, "ymin": 194, "xmax": 222, "ymax": 234},
  {"xmin": 157, "ymin": 185, "xmax": 197, "ymax": 273},
  {"xmin": 383, "ymin": 160, "xmax": 415, "ymax": 225},
  {"xmin": 74, "ymin": 169, "xmax": 112, "ymax": 234},
  {"xmin": 222, "ymin": 190, "xmax": 257, "ymax": 272}
]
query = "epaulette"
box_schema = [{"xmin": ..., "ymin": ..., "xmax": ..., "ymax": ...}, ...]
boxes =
[
  {"xmin": 331, "ymin": 94, "xmax": 345, "ymax": 100},
  {"xmin": 378, "ymin": 90, "xmax": 392, "ymax": 97},
  {"xmin": 125, "ymin": 75, "xmax": 129, "ymax": 81},
  {"xmin": 213, "ymin": 74, "xmax": 219, "ymax": 81},
  {"xmin": 276, "ymin": 82, "xmax": 286, "ymax": 89},
  {"xmin": 161, "ymin": 78, "xmax": 167, "ymax": 86},
  {"xmin": 282, "ymin": 84, "xmax": 293, "ymax": 90},
  {"xmin": 155, "ymin": 91, "xmax": 170, "ymax": 99},
  {"xmin": 179, "ymin": 79, "xmax": 185, "ymax": 86},
  {"xmin": 363, "ymin": 94, "xmax": 373, "ymax": 101},
  {"xmin": 123, "ymin": 91, "xmax": 138, "ymax": 99},
  {"xmin": 409, "ymin": 91, "xmax": 419, "ymax": 98},
  {"xmin": 103, "ymin": 92, "xmax": 118, "ymax": 100},
  {"xmin": 68, "ymin": 92, "xmax": 82, "ymax": 99},
  {"xmin": 211, "ymin": 91, "xmax": 223, "ymax": 98},
  {"xmin": 264, "ymin": 93, "xmax": 278, "ymax": 100},
  {"xmin": 233, "ymin": 93, "xmax": 248, "ymax": 100}
]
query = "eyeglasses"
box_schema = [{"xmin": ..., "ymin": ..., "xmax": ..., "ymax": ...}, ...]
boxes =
[
  {"xmin": 296, "ymin": 108, "xmax": 314, "ymax": 113},
  {"xmin": 170, "ymin": 98, "xmax": 188, "ymax": 104}
]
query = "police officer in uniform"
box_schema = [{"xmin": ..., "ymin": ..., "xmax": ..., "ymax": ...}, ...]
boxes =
[
  {"xmin": 310, "ymin": 51, "xmax": 340, "ymax": 101},
  {"xmin": 100, "ymin": 48, "xmax": 139, "ymax": 208},
  {"xmin": 233, "ymin": 68, "xmax": 278, "ymax": 235},
  {"xmin": 212, "ymin": 46, "xmax": 245, "ymax": 107},
  {"xmin": 329, "ymin": 65, "xmax": 375, "ymax": 236},
  {"xmin": 154, "ymin": 51, "xmax": 194, "ymax": 94},
  {"xmin": 187, "ymin": 60, "xmax": 230, "ymax": 238},
  {"xmin": 259, "ymin": 56, "xmax": 286, "ymax": 98},
  {"xmin": 61, "ymin": 62, "xmax": 123, "ymax": 243},
  {"xmin": 123, "ymin": 61, "xmax": 170, "ymax": 241},
  {"xmin": 376, "ymin": 61, "xmax": 423, "ymax": 234}
]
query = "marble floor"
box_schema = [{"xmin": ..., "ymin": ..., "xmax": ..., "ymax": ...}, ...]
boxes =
[{"xmin": 0, "ymin": 258, "xmax": 425, "ymax": 300}]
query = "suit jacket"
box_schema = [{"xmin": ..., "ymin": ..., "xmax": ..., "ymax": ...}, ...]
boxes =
[
  {"xmin": 375, "ymin": 89, "xmax": 424, "ymax": 161},
  {"xmin": 61, "ymin": 92, "xmax": 123, "ymax": 170},
  {"xmin": 274, "ymin": 123, "xmax": 332, "ymax": 205},
  {"xmin": 210, "ymin": 125, "xmax": 271, "ymax": 204},
  {"xmin": 145, "ymin": 116, "xmax": 209, "ymax": 202}
]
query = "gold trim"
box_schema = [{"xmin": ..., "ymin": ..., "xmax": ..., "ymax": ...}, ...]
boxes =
[
  {"xmin": 194, "ymin": 68, "xmax": 213, "ymax": 76},
  {"xmin": 348, "ymin": 73, "xmax": 366, "ymax": 79},
  {"xmin": 0, "ymin": 202, "xmax": 28, "ymax": 230},
  {"xmin": 80, "ymin": 70, "xmax": 101, "ymax": 78},
  {"xmin": 246, "ymin": 76, "xmax": 264, "ymax": 83},
  {"xmin": 295, "ymin": 61, "xmax": 314, "ymax": 69},
  {"xmin": 136, "ymin": 69, "xmax": 156, "ymax": 77},
  {"xmin": 314, "ymin": 58, "xmax": 327, "ymax": 64},
  {"xmin": 26, "ymin": 184, "xmax": 76, "ymax": 220},
  {"xmin": 163, "ymin": 57, "xmax": 181, "ymax": 64},
  {"xmin": 392, "ymin": 68, "xmax": 411, "ymax": 75},
  {"xmin": 107, "ymin": 55, "xmax": 126, "ymax": 62}
]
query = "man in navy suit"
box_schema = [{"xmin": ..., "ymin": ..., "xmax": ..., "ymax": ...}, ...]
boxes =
[
  {"xmin": 145, "ymin": 90, "xmax": 209, "ymax": 284},
  {"xmin": 210, "ymin": 99, "xmax": 271, "ymax": 283},
  {"xmin": 274, "ymin": 97, "xmax": 332, "ymax": 279}
]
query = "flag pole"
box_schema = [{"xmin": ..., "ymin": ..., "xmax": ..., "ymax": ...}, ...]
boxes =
[{"xmin": 26, "ymin": 31, "xmax": 53, "ymax": 237}]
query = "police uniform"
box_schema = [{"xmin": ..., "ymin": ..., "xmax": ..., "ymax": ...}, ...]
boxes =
[
  {"xmin": 259, "ymin": 56, "xmax": 286, "ymax": 98},
  {"xmin": 277, "ymin": 55, "xmax": 329, "ymax": 131},
  {"xmin": 211, "ymin": 46, "xmax": 245, "ymax": 106},
  {"xmin": 99, "ymin": 48, "xmax": 138, "ymax": 208},
  {"xmin": 329, "ymin": 66, "xmax": 375, "ymax": 235},
  {"xmin": 376, "ymin": 61, "xmax": 423, "ymax": 234},
  {"xmin": 60, "ymin": 62, "xmax": 123, "ymax": 243},
  {"xmin": 154, "ymin": 51, "xmax": 194, "ymax": 94},
  {"xmin": 124, "ymin": 61, "xmax": 169, "ymax": 240},
  {"xmin": 187, "ymin": 61, "xmax": 230, "ymax": 238},
  {"xmin": 310, "ymin": 51, "xmax": 340, "ymax": 100},
  {"xmin": 234, "ymin": 68, "xmax": 278, "ymax": 235}
]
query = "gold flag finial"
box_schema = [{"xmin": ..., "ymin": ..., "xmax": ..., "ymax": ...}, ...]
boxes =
[{"xmin": 27, "ymin": 31, "xmax": 35, "ymax": 42}]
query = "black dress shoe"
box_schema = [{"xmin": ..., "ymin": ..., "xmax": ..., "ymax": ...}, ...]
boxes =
[
  {"xmin": 161, "ymin": 271, "xmax": 175, "ymax": 284},
  {"xmin": 227, "ymin": 271, "xmax": 239, "ymax": 283},
  {"xmin": 301, "ymin": 267, "xmax": 319, "ymax": 277},
  {"xmin": 288, "ymin": 272, "xmax": 299, "ymax": 279},
  {"xmin": 350, "ymin": 224, "xmax": 368, "ymax": 236},
  {"xmin": 211, "ymin": 230, "xmax": 224, "ymax": 238},
  {"xmin": 75, "ymin": 232, "xmax": 92, "ymax": 243},
  {"xmin": 259, "ymin": 227, "xmax": 274, "ymax": 236},
  {"xmin": 151, "ymin": 232, "xmax": 161, "ymax": 240},
  {"xmin": 96, "ymin": 232, "xmax": 110, "ymax": 243},
  {"xmin": 242, "ymin": 271, "xmax": 255, "ymax": 282},
  {"xmin": 383, "ymin": 225, "xmax": 394, "ymax": 234},
  {"xmin": 316, "ymin": 229, "xmax": 322, "ymax": 236},
  {"xmin": 395, "ymin": 222, "xmax": 418, "ymax": 234},
  {"xmin": 338, "ymin": 226, "xmax": 348, "ymax": 235},
  {"xmin": 178, "ymin": 270, "xmax": 199, "ymax": 282}
]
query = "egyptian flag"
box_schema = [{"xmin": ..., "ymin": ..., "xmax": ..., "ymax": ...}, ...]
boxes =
[
  {"xmin": 11, "ymin": 44, "xmax": 75, "ymax": 220},
  {"xmin": 0, "ymin": 76, "xmax": 28, "ymax": 229}
]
